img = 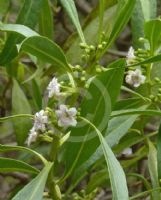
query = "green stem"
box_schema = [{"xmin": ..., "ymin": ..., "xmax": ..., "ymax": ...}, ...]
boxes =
[
  {"xmin": 0, "ymin": 114, "xmax": 34, "ymax": 122},
  {"xmin": 48, "ymin": 134, "xmax": 62, "ymax": 200}
]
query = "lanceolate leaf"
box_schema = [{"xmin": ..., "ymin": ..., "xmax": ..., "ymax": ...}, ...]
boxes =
[
  {"xmin": 12, "ymin": 80, "xmax": 32, "ymax": 145},
  {"xmin": 0, "ymin": 23, "xmax": 38, "ymax": 37},
  {"xmin": 96, "ymin": 128, "xmax": 129, "ymax": 200},
  {"xmin": 19, "ymin": 36, "xmax": 71, "ymax": 71},
  {"xmin": 12, "ymin": 162, "xmax": 53, "ymax": 200},
  {"xmin": 60, "ymin": 0, "xmax": 86, "ymax": 44},
  {"xmin": 0, "ymin": 0, "xmax": 43, "ymax": 65},
  {"xmin": 64, "ymin": 60, "xmax": 125, "ymax": 177},
  {"xmin": 80, "ymin": 117, "xmax": 129, "ymax": 200},
  {"xmin": 72, "ymin": 114, "xmax": 139, "ymax": 184},
  {"xmin": 0, "ymin": 157, "xmax": 39, "ymax": 174}
]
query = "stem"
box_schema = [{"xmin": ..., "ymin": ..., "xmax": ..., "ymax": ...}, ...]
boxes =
[{"xmin": 48, "ymin": 134, "xmax": 62, "ymax": 200}]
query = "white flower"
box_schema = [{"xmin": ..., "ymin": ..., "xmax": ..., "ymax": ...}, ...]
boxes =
[
  {"xmin": 56, "ymin": 105, "xmax": 77, "ymax": 128},
  {"xmin": 122, "ymin": 147, "xmax": 132, "ymax": 156},
  {"xmin": 27, "ymin": 127, "xmax": 38, "ymax": 146},
  {"xmin": 125, "ymin": 69, "xmax": 146, "ymax": 87},
  {"xmin": 126, "ymin": 46, "xmax": 135, "ymax": 65},
  {"xmin": 34, "ymin": 110, "xmax": 48, "ymax": 131},
  {"xmin": 47, "ymin": 77, "xmax": 60, "ymax": 98}
]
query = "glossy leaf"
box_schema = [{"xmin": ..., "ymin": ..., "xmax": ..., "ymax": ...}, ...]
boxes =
[
  {"xmin": 0, "ymin": 144, "xmax": 47, "ymax": 165},
  {"xmin": 60, "ymin": 0, "xmax": 86, "ymax": 43},
  {"xmin": 0, "ymin": 157, "xmax": 39, "ymax": 174},
  {"xmin": 12, "ymin": 162, "xmax": 53, "ymax": 200},
  {"xmin": 0, "ymin": 0, "xmax": 43, "ymax": 65},
  {"xmin": 39, "ymin": 0, "xmax": 54, "ymax": 39},
  {"xmin": 12, "ymin": 80, "xmax": 32, "ymax": 145},
  {"xmin": 64, "ymin": 60, "xmax": 125, "ymax": 178},
  {"xmin": 19, "ymin": 36, "xmax": 71, "ymax": 71}
]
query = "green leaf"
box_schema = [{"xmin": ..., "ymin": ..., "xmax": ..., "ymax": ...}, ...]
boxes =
[
  {"xmin": 63, "ymin": 60, "xmax": 125, "ymax": 179},
  {"xmin": 60, "ymin": 0, "xmax": 86, "ymax": 44},
  {"xmin": 0, "ymin": 144, "xmax": 47, "ymax": 165},
  {"xmin": 106, "ymin": 115, "xmax": 139, "ymax": 147},
  {"xmin": 80, "ymin": 117, "xmax": 129, "ymax": 200},
  {"xmin": 131, "ymin": 54, "xmax": 161, "ymax": 66},
  {"xmin": 19, "ymin": 36, "xmax": 71, "ymax": 72},
  {"xmin": 31, "ymin": 79, "xmax": 42, "ymax": 110},
  {"xmin": 98, "ymin": 0, "xmax": 106, "ymax": 42},
  {"xmin": 73, "ymin": 114, "xmax": 140, "ymax": 185},
  {"xmin": 103, "ymin": 0, "xmax": 136, "ymax": 52},
  {"xmin": 144, "ymin": 19, "xmax": 161, "ymax": 54},
  {"xmin": 39, "ymin": 0, "xmax": 54, "ymax": 39},
  {"xmin": 148, "ymin": 141, "xmax": 161, "ymax": 199},
  {"xmin": 0, "ymin": 0, "xmax": 43, "ymax": 65},
  {"xmin": 12, "ymin": 162, "xmax": 53, "ymax": 200},
  {"xmin": 12, "ymin": 79, "xmax": 32, "ymax": 145},
  {"xmin": 131, "ymin": 0, "xmax": 157, "ymax": 48},
  {"xmin": 66, "ymin": 4, "xmax": 117, "ymax": 63},
  {"xmin": 0, "ymin": 23, "xmax": 38, "ymax": 37},
  {"xmin": 130, "ymin": 188, "xmax": 161, "ymax": 200},
  {"xmin": 157, "ymin": 123, "xmax": 161, "ymax": 180},
  {"xmin": 0, "ymin": 157, "xmax": 39, "ymax": 174},
  {"xmin": 111, "ymin": 108, "xmax": 161, "ymax": 118}
]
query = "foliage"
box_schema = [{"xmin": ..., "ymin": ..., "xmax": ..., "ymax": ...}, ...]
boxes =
[{"xmin": 0, "ymin": 0, "xmax": 161, "ymax": 200}]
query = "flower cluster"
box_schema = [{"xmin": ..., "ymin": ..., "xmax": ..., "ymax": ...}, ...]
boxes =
[
  {"xmin": 125, "ymin": 46, "xmax": 146, "ymax": 88},
  {"xmin": 27, "ymin": 77, "xmax": 77, "ymax": 146}
]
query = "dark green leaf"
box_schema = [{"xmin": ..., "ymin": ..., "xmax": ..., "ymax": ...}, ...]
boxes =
[
  {"xmin": 12, "ymin": 80, "xmax": 32, "ymax": 145},
  {"xmin": 19, "ymin": 36, "xmax": 71, "ymax": 72}
]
